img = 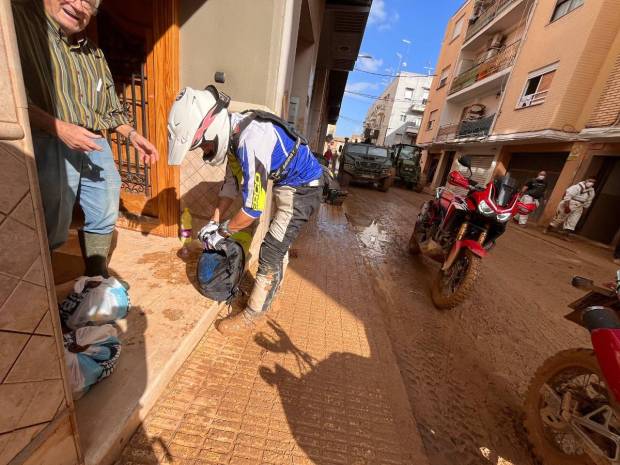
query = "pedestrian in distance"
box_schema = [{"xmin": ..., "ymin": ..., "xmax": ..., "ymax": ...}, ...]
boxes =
[
  {"xmin": 323, "ymin": 139, "xmax": 334, "ymax": 167},
  {"xmin": 514, "ymin": 170, "xmax": 547, "ymax": 227},
  {"xmin": 167, "ymin": 86, "xmax": 324, "ymax": 336},
  {"xmin": 544, "ymin": 178, "xmax": 596, "ymax": 239},
  {"xmin": 12, "ymin": 0, "xmax": 158, "ymax": 277}
]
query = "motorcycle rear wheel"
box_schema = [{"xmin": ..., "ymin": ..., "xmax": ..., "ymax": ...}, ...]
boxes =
[
  {"xmin": 431, "ymin": 249, "xmax": 480, "ymax": 309},
  {"xmin": 523, "ymin": 349, "xmax": 607, "ymax": 465}
]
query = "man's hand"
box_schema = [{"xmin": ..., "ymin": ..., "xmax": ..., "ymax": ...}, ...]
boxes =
[
  {"xmin": 56, "ymin": 120, "xmax": 103, "ymax": 152},
  {"xmin": 564, "ymin": 203, "xmax": 572, "ymax": 214},
  {"xmin": 197, "ymin": 221, "xmax": 219, "ymax": 243},
  {"xmin": 129, "ymin": 131, "xmax": 159, "ymax": 164}
]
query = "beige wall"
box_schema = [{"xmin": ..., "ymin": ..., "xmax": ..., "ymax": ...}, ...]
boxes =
[
  {"xmin": 418, "ymin": 0, "xmax": 475, "ymax": 144},
  {"xmin": 0, "ymin": 2, "xmax": 81, "ymax": 464},
  {"xmin": 180, "ymin": 0, "xmax": 297, "ymax": 113},
  {"xmin": 494, "ymin": 0, "xmax": 620, "ymax": 135}
]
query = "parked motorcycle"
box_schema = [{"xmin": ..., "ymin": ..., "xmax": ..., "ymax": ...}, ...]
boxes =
[
  {"xmin": 524, "ymin": 271, "xmax": 620, "ymax": 465},
  {"xmin": 408, "ymin": 156, "xmax": 536, "ymax": 309}
]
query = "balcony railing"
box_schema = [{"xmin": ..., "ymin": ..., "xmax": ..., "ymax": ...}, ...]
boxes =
[
  {"xmin": 465, "ymin": 0, "xmax": 520, "ymax": 40},
  {"xmin": 405, "ymin": 122, "xmax": 421, "ymax": 134},
  {"xmin": 449, "ymin": 40, "xmax": 520, "ymax": 95},
  {"xmin": 434, "ymin": 114, "xmax": 496, "ymax": 142},
  {"xmin": 435, "ymin": 123, "xmax": 460, "ymax": 142}
]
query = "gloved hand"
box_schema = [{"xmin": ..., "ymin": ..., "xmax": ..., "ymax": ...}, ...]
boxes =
[
  {"xmin": 563, "ymin": 203, "xmax": 572, "ymax": 214},
  {"xmin": 205, "ymin": 230, "xmax": 225, "ymax": 250},
  {"xmin": 197, "ymin": 221, "xmax": 219, "ymax": 243}
]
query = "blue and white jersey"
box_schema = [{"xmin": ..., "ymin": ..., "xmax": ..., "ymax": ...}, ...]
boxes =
[{"xmin": 220, "ymin": 112, "xmax": 323, "ymax": 219}]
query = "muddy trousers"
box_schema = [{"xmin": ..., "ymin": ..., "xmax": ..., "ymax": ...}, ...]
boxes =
[
  {"xmin": 246, "ymin": 184, "xmax": 322, "ymax": 315},
  {"xmin": 549, "ymin": 201, "xmax": 585, "ymax": 231}
]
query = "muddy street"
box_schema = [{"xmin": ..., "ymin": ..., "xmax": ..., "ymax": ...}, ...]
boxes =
[{"xmin": 343, "ymin": 184, "xmax": 618, "ymax": 465}]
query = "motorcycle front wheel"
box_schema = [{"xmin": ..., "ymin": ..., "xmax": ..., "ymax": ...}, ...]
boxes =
[
  {"xmin": 431, "ymin": 249, "xmax": 480, "ymax": 309},
  {"xmin": 524, "ymin": 349, "xmax": 611, "ymax": 465}
]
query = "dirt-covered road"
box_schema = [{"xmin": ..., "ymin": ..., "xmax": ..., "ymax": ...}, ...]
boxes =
[{"xmin": 343, "ymin": 184, "xmax": 617, "ymax": 465}]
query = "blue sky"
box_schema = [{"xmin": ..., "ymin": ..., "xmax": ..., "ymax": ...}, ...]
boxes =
[{"xmin": 335, "ymin": 0, "xmax": 464, "ymax": 137}]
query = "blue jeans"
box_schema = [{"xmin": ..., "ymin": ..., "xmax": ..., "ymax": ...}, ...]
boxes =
[{"xmin": 32, "ymin": 133, "xmax": 121, "ymax": 249}]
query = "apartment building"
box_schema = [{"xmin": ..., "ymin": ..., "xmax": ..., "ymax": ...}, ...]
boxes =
[
  {"xmin": 363, "ymin": 72, "xmax": 433, "ymax": 146},
  {"xmin": 419, "ymin": 0, "xmax": 620, "ymax": 246}
]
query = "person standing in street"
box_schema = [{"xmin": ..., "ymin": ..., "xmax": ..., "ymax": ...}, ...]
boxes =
[
  {"xmin": 514, "ymin": 171, "xmax": 547, "ymax": 226},
  {"xmin": 545, "ymin": 178, "xmax": 596, "ymax": 238},
  {"xmin": 12, "ymin": 0, "xmax": 158, "ymax": 277},
  {"xmin": 167, "ymin": 86, "xmax": 323, "ymax": 337}
]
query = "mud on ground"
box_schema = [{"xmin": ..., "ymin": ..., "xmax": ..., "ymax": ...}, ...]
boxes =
[{"xmin": 343, "ymin": 185, "xmax": 617, "ymax": 465}]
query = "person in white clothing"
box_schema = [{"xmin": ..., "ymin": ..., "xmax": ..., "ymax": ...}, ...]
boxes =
[{"xmin": 545, "ymin": 178, "xmax": 596, "ymax": 237}]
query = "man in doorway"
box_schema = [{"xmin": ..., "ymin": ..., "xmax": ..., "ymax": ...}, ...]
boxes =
[
  {"xmin": 167, "ymin": 86, "xmax": 323, "ymax": 337},
  {"xmin": 545, "ymin": 178, "xmax": 596, "ymax": 238},
  {"xmin": 12, "ymin": 0, "xmax": 158, "ymax": 277},
  {"xmin": 514, "ymin": 170, "xmax": 547, "ymax": 226}
]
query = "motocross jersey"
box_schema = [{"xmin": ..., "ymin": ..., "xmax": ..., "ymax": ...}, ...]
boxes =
[{"xmin": 219, "ymin": 112, "xmax": 323, "ymax": 219}]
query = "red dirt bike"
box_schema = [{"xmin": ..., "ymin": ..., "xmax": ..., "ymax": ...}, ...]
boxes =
[
  {"xmin": 524, "ymin": 272, "xmax": 620, "ymax": 465},
  {"xmin": 408, "ymin": 156, "xmax": 536, "ymax": 309}
]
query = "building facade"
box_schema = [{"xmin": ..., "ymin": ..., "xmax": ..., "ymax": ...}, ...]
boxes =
[
  {"xmin": 418, "ymin": 0, "xmax": 620, "ymax": 246},
  {"xmin": 363, "ymin": 72, "xmax": 432, "ymax": 146}
]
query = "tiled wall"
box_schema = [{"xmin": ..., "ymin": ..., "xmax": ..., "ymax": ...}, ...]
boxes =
[{"xmin": 0, "ymin": 2, "xmax": 80, "ymax": 464}]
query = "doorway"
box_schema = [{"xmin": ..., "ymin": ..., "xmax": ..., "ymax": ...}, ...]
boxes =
[
  {"xmin": 578, "ymin": 156, "xmax": 620, "ymax": 244},
  {"xmin": 507, "ymin": 152, "xmax": 569, "ymax": 222}
]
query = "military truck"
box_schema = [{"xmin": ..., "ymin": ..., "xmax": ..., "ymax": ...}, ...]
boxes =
[
  {"xmin": 392, "ymin": 143, "xmax": 423, "ymax": 191},
  {"xmin": 338, "ymin": 143, "xmax": 394, "ymax": 192}
]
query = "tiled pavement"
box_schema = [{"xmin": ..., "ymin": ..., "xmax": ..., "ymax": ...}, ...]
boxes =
[{"xmin": 118, "ymin": 205, "xmax": 429, "ymax": 465}]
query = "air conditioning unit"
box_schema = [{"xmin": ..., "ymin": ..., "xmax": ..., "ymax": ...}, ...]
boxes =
[{"xmin": 490, "ymin": 33, "xmax": 504, "ymax": 49}]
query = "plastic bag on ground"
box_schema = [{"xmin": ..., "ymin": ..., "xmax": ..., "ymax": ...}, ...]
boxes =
[
  {"xmin": 64, "ymin": 325, "xmax": 121, "ymax": 399},
  {"xmin": 60, "ymin": 276, "xmax": 130, "ymax": 330}
]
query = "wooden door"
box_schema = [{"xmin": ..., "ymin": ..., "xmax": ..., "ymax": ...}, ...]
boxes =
[{"xmin": 96, "ymin": 0, "xmax": 180, "ymax": 237}]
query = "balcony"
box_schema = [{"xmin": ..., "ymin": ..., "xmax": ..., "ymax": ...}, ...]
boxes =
[
  {"xmin": 410, "ymin": 102, "xmax": 426, "ymax": 112},
  {"xmin": 405, "ymin": 122, "xmax": 421, "ymax": 134},
  {"xmin": 434, "ymin": 114, "xmax": 496, "ymax": 142},
  {"xmin": 449, "ymin": 40, "xmax": 520, "ymax": 95},
  {"xmin": 465, "ymin": 0, "xmax": 521, "ymax": 41}
]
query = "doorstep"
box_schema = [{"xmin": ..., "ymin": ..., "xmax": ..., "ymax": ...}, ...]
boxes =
[{"xmin": 53, "ymin": 229, "xmax": 221, "ymax": 465}]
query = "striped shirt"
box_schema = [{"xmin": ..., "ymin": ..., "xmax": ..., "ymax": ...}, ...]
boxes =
[{"xmin": 12, "ymin": 0, "xmax": 129, "ymax": 130}]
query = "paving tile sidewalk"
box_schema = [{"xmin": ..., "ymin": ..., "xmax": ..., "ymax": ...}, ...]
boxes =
[{"xmin": 118, "ymin": 205, "xmax": 429, "ymax": 465}]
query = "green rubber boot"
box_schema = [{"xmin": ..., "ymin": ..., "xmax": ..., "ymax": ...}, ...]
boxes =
[{"xmin": 78, "ymin": 230, "xmax": 113, "ymax": 278}]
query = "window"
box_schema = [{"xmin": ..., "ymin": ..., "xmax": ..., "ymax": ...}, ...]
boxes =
[
  {"xmin": 551, "ymin": 0, "xmax": 584, "ymax": 22},
  {"xmin": 437, "ymin": 67, "xmax": 450, "ymax": 89},
  {"xmin": 518, "ymin": 66, "xmax": 557, "ymax": 108},
  {"xmin": 400, "ymin": 114, "xmax": 407, "ymax": 122},
  {"xmin": 422, "ymin": 90, "xmax": 429, "ymax": 105},
  {"xmin": 452, "ymin": 17, "xmax": 464, "ymax": 40},
  {"xmin": 427, "ymin": 110, "xmax": 438, "ymax": 130},
  {"xmin": 404, "ymin": 87, "xmax": 414, "ymax": 100}
]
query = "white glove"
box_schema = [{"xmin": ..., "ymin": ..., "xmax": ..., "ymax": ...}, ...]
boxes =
[
  {"xmin": 197, "ymin": 221, "xmax": 219, "ymax": 243},
  {"xmin": 205, "ymin": 230, "xmax": 225, "ymax": 250}
]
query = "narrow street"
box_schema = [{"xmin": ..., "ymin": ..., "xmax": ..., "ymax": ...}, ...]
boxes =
[
  {"xmin": 344, "ymin": 185, "xmax": 618, "ymax": 465},
  {"xmin": 120, "ymin": 183, "xmax": 618, "ymax": 465}
]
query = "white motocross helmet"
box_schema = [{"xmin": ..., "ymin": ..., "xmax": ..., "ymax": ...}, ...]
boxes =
[{"xmin": 167, "ymin": 86, "xmax": 231, "ymax": 166}]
